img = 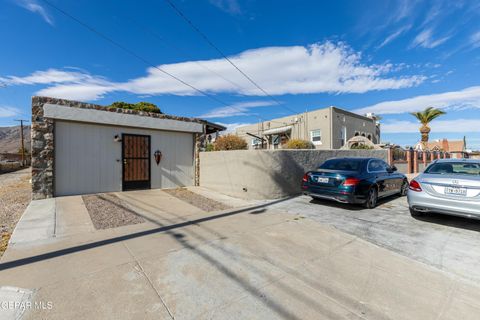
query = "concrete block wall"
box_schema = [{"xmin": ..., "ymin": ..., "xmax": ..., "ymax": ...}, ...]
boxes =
[{"xmin": 200, "ymin": 149, "xmax": 388, "ymax": 200}]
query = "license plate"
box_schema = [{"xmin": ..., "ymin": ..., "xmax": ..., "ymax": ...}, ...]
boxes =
[
  {"xmin": 315, "ymin": 177, "xmax": 329, "ymax": 183},
  {"xmin": 444, "ymin": 187, "xmax": 467, "ymax": 196}
]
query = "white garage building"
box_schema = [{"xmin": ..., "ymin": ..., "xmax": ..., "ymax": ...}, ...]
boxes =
[{"xmin": 31, "ymin": 97, "xmax": 223, "ymax": 200}]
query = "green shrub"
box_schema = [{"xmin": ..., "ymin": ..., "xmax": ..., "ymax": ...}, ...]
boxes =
[
  {"xmin": 108, "ymin": 101, "xmax": 162, "ymax": 114},
  {"xmin": 284, "ymin": 139, "xmax": 315, "ymax": 149},
  {"xmin": 350, "ymin": 143, "xmax": 374, "ymax": 150},
  {"xmin": 214, "ymin": 134, "xmax": 248, "ymax": 151},
  {"xmin": 205, "ymin": 143, "xmax": 215, "ymax": 152}
]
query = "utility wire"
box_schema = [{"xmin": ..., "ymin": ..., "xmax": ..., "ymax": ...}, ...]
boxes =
[
  {"xmin": 121, "ymin": 16, "xmax": 249, "ymax": 93},
  {"xmin": 39, "ymin": 0, "xmax": 287, "ymax": 125},
  {"xmin": 119, "ymin": 15, "xmax": 290, "ymax": 125},
  {"xmin": 40, "ymin": 0, "xmax": 232, "ymax": 108},
  {"xmin": 163, "ymin": 0, "xmax": 298, "ymax": 115},
  {"xmin": 38, "ymin": 0, "xmax": 291, "ymax": 126}
]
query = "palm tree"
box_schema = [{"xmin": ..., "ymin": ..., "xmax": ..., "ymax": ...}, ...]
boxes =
[{"xmin": 410, "ymin": 107, "xmax": 446, "ymax": 147}]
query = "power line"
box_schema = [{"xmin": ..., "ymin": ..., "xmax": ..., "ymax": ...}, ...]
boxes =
[
  {"xmin": 121, "ymin": 16, "xmax": 249, "ymax": 93},
  {"xmin": 39, "ymin": 0, "xmax": 284, "ymax": 124},
  {"xmin": 163, "ymin": 0, "xmax": 298, "ymax": 115},
  {"xmin": 15, "ymin": 119, "xmax": 29, "ymax": 166},
  {"xmin": 40, "ymin": 0, "xmax": 232, "ymax": 109}
]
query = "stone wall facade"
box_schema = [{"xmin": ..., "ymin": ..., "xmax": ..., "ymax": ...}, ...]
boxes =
[
  {"xmin": 31, "ymin": 97, "xmax": 55, "ymax": 200},
  {"xmin": 31, "ymin": 96, "xmax": 209, "ymax": 199}
]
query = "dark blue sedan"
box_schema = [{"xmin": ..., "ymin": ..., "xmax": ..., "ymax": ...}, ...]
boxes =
[{"xmin": 302, "ymin": 157, "xmax": 408, "ymax": 208}]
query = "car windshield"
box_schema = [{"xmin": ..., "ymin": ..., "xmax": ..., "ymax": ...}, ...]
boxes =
[
  {"xmin": 425, "ymin": 162, "xmax": 480, "ymax": 175},
  {"xmin": 319, "ymin": 159, "xmax": 362, "ymax": 171}
]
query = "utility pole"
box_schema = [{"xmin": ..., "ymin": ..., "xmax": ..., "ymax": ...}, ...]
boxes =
[{"xmin": 15, "ymin": 119, "xmax": 29, "ymax": 167}]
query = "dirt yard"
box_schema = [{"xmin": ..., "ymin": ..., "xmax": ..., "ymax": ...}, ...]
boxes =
[
  {"xmin": 0, "ymin": 168, "xmax": 31, "ymax": 257},
  {"xmin": 82, "ymin": 193, "xmax": 145, "ymax": 229},
  {"xmin": 164, "ymin": 187, "xmax": 232, "ymax": 212}
]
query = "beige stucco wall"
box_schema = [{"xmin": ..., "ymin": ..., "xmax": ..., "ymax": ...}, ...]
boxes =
[
  {"xmin": 235, "ymin": 107, "xmax": 377, "ymax": 150},
  {"xmin": 330, "ymin": 107, "xmax": 378, "ymax": 149},
  {"xmin": 200, "ymin": 149, "xmax": 388, "ymax": 200}
]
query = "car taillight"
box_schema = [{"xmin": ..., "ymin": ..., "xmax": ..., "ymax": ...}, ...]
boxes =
[
  {"xmin": 409, "ymin": 179, "xmax": 422, "ymax": 192},
  {"xmin": 302, "ymin": 173, "xmax": 309, "ymax": 182},
  {"xmin": 343, "ymin": 177, "xmax": 360, "ymax": 186}
]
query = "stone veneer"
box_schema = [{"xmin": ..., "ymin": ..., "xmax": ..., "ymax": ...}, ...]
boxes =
[{"xmin": 31, "ymin": 96, "xmax": 206, "ymax": 200}]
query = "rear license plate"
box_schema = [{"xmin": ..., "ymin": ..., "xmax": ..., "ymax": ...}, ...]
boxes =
[
  {"xmin": 315, "ymin": 177, "xmax": 329, "ymax": 183},
  {"xmin": 444, "ymin": 187, "xmax": 467, "ymax": 196}
]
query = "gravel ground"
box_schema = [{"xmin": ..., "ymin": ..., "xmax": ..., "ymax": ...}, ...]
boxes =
[
  {"xmin": 164, "ymin": 188, "xmax": 232, "ymax": 212},
  {"xmin": 0, "ymin": 168, "xmax": 31, "ymax": 257},
  {"xmin": 82, "ymin": 193, "xmax": 145, "ymax": 230}
]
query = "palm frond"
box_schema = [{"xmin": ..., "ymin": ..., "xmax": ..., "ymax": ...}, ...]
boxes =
[{"xmin": 410, "ymin": 107, "xmax": 446, "ymax": 124}]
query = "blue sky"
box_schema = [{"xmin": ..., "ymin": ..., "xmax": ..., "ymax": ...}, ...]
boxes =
[{"xmin": 1, "ymin": 0, "xmax": 480, "ymax": 148}]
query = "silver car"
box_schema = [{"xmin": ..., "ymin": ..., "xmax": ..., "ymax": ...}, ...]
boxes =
[{"xmin": 407, "ymin": 159, "xmax": 480, "ymax": 219}]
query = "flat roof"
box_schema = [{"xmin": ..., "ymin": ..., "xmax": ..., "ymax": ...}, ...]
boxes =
[{"xmin": 33, "ymin": 96, "xmax": 225, "ymax": 133}]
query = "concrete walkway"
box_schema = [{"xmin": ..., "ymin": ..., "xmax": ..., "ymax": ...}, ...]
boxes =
[
  {"xmin": 1, "ymin": 189, "xmax": 479, "ymax": 319},
  {"xmin": 8, "ymin": 195, "xmax": 95, "ymax": 247}
]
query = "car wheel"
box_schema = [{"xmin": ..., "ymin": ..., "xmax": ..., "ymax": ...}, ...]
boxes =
[
  {"xmin": 400, "ymin": 179, "xmax": 409, "ymax": 196},
  {"xmin": 409, "ymin": 207, "xmax": 425, "ymax": 217},
  {"xmin": 364, "ymin": 187, "xmax": 378, "ymax": 209}
]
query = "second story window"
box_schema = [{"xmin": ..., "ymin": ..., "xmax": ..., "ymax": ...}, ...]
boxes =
[{"xmin": 310, "ymin": 129, "xmax": 321, "ymax": 143}]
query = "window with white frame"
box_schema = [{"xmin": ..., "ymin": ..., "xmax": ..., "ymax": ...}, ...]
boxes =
[{"xmin": 310, "ymin": 129, "xmax": 321, "ymax": 143}]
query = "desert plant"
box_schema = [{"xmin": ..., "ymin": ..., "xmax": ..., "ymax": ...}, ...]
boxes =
[
  {"xmin": 410, "ymin": 107, "xmax": 446, "ymax": 146},
  {"xmin": 214, "ymin": 134, "xmax": 248, "ymax": 151},
  {"xmin": 109, "ymin": 101, "xmax": 162, "ymax": 114},
  {"xmin": 283, "ymin": 139, "xmax": 315, "ymax": 149}
]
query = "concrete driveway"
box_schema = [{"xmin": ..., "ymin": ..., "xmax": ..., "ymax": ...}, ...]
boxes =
[
  {"xmin": 1, "ymin": 189, "xmax": 480, "ymax": 319},
  {"xmin": 270, "ymin": 194, "xmax": 480, "ymax": 285}
]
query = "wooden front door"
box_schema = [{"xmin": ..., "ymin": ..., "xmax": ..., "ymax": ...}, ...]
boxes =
[{"xmin": 122, "ymin": 134, "xmax": 151, "ymax": 190}]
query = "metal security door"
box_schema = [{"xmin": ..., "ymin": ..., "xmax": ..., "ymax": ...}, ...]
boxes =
[{"xmin": 122, "ymin": 134, "xmax": 151, "ymax": 190}]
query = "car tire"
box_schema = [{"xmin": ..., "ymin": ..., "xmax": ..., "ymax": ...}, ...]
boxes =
[
  {"xmin": 409, "ymin": 207, "xmax": 425, "ymax": 217},
  {"xmin": 364, "ymin": 187, "xmax": 378, "ymax": 209},
  {"xmin": 400, "ymin": 179, "xmax": 409, "ymax": 196}
]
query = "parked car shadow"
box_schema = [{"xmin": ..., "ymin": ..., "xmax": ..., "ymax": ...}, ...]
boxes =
[
  {"xmin": 308, "ymin": 194, "xmax": 401, "ymax": 211},
  {"xmin": 412, "ymin": 213, "xmax": 480, "ymax": 233}
]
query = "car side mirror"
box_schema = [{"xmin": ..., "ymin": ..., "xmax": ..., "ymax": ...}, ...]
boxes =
[{"xmin": 388, "ymin": 165, "xmax": 397, "ymax": 173}]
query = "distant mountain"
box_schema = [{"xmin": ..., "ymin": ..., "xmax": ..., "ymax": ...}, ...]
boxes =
[{"xmin": 0, "ymin": 125, "xmax": 31, "ymax": 153}]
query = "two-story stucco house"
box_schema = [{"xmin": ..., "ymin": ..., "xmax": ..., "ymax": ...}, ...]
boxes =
[{"xmin": 235, "ymin": 106, "xmax": 380, "ymax": 150}]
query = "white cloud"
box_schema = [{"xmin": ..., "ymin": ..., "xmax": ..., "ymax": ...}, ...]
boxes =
[
  {"xmin": 216, "ymin": 122, "xmax": 253, "ymax": 133},
  {"xmin": 470, "ymin": 31, "xmax": 480, "ymax": 48},
  {"xmin": 410, "ymin": 28, "xmax": 450, "ymax": 49},
  {"xmin": 355, "ymin": 86, "xmax": 480, "ymax": 115},
  {"xmin": 1, "ymin": 69, "xmax": 115, "ymax": 100},
  {"xmin": 209, "ymin": 0, "xmax": 242, "ymax": 15},
  {"xmin": 199, "ymin": 101, "xmax": 277, "ymax": 119},
  {"xmin": 377, "ymin": 25, "xmax": 412, "ymax": 48},
  {"xmin": 382, "ymin": 119, "xmax": 480, "ymax": 133},
  {"xmin": 36, "ymin": 83, "xmax": 114, "ymax": 101},
  {"xmin": 16, "ymin": 0, "xmax": 54, "ymax": 25},
  {"xmin": 0, "ymin": 106, "xmax": 21, "ymax": 118},
  {"xmin": 2, "ymin": 69, "xmax": 97, "ymax": 85},
  {"xmin": 1, "ymin": 42, "xmax": 425, "ymax": 101}
]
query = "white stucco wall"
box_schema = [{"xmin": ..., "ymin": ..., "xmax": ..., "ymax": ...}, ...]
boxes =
[{"xmin": 55, "ymin": 121, "xmax": 194, "ymax": 196}]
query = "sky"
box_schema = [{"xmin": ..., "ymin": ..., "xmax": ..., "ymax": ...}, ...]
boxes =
[{"xmin": 1, "ymin": 0, "xmax": 480, "ymax": 149}]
